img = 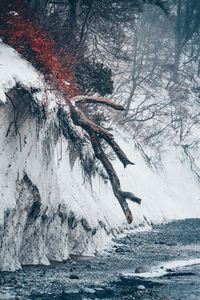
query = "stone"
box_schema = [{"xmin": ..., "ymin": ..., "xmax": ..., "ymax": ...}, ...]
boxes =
[
  {"xmin": 137, "ymin": 285, "xmax": 145, "ymax": 290},
  {"xmin": 69, "ymin": 274, "xmax": 79, "ymax": 279},
  {"xmin": 83, "ymin": 287, "xmax": 96, "ymax": 294},
  {"xmin": 135, "ymin": 265, "xmax": 151, "ymax": 273},
  {"xmin": 64, "ymin": 288, "xmax": 79, "ymax": 294}
]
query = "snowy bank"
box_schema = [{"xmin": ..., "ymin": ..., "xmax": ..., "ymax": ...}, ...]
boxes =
[{"xmin": 0, "ymin": 43, "xmax": 200, "ymax": 271}]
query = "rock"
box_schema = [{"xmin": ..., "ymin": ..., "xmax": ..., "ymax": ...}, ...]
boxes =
[
  {"xmin": 69, "ymin": 274, "xmax": 79, "ymax": 279},
  {"xmin": 64, "ymin": 288, "xmax": 79, "ymax": 294},
  {"xmin": 155, "ymin": 241, "xmax": 166, "ymax": 245},
  {"xmin": 135, "ymin": 265, "xmax": 151, "ymax": 273},
  {"xmin": 83, "ymin": 287, "xmax": 96, "ymax": 294},
  {"xmin": 137, "ymin": 285, "xmax": 145, "ymax": 290},
  {"xmin": 70, "ymin": 261, "xmax": 77, "ymax": 272},
  {"xmin": 166, "ymin": 268, "xmax": 174, "ymax": 272}
]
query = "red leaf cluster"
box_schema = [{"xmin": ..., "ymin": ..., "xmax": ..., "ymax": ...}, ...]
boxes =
[{"xmin": 0, "ymin": 0, "xmax": 79, "ymax": 98}]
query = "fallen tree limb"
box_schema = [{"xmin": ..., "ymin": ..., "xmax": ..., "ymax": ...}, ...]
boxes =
[
  {"xmin": 69, "ymin": 105, "xmax": 134, "ymax": 167},
  {"xmin": 90, "ymin": 132, "xmax": 141, "ymax": 224},
  {"xmin": 71, "ymin": 95, "xmax": 125, "ymax": 111},
  {"xmin": 60, "ymin": 95, "xmax": 141, "ymax": 224}
]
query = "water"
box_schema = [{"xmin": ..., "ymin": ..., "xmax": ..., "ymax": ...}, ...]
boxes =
[{"xmin": 1, "ymin": 219, "xmax": 200, "ymax": 299}]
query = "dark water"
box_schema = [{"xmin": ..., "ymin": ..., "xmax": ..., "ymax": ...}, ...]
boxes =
[{"xmin": 1, "ymin": 219, "xmax": 200, "ymax": 300}]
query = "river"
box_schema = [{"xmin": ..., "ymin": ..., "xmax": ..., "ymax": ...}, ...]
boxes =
[{"xmin": 1, "ymin": 218, "xmax": 200, "ymax": 299}]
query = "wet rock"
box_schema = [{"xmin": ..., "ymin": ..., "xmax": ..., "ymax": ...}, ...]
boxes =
[
  {"xmin": 83, "ymin": 287, "xmax": 96, "ymax": 294},
  {"xmin": 154, "ymin": 241, "xmax": 166, "ymax": 245},
  {"xmin": 135, "ymin": 265, "xmax": 151, "ymax": 273},
  {"xmin": 64, "ymin": 288, "xmax": 79, "ymax": 294},
  {"xmin": 137, "ymin": 285, "xmax": 145, "ymax": 290},
  {"xmin": 165, "ymin": 268, "xmax": 175, "ymax": 273},
  {"xmin": 69, "ymin": 274, "xmax": 79, "ymax": 279}
]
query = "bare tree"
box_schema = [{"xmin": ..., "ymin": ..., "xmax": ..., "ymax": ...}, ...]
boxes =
[
  {"xmin": 113, "ymin": 5, "xmax": 172, "ymax": 115},
  {"xmin": 172, "ymin": 0, "xmax": 200, "ymax": 80}
]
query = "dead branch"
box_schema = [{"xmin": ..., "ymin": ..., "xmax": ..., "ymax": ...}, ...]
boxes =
[
  {"xmin": 90, "ymin": 132, "xmax": 141, "ymax": 224},
  {"xmin": 71, "ymin": 95, "xmax": 125, "ymax": 111},
  {"xmin": 60, "ymin": 96, "xmax": 142, "ymax": 224},
  {"xmin": 69, "ymin": 104, "xmax": 134, "ymax": 167}
]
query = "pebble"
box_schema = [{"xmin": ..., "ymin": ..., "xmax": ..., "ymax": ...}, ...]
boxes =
[
  {"xmin": 64, "ymin": 288, "xmax": 79, "ymax": 294},
  {"xmin": 137, "ymin": 285, "xmax": 145, "ymax": 290},
  {"xmin": 83, "ymin": 287, "xmax": 96, "ymax": 294}
]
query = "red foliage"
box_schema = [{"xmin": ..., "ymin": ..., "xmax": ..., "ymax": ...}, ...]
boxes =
[{"xmin": 0, "ymin": 0, "xmax": 79, "ymax": 98}]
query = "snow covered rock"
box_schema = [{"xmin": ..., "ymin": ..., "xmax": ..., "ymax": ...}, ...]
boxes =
[
  {"xmin": 0, "ymin": 44, "xmax": 126, "ymax": 271},
  {"xmin": 1, "ymin": 43, "xmax": 200, "ymax": 271}
]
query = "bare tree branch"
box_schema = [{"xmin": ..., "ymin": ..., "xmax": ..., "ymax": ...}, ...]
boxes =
[
  {"xmin": 71, "ymin": 95, "xmax": 125, "ymax": 111},
  {"xmin": 58, "ymin": 95, "xmax": 141, "ymax": 223}
]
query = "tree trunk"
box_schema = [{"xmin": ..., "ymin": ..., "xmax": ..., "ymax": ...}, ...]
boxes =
[
  {"xmin": 172, "ymin": 0, "xmax": 182, "ymax": 81},
  {"xmin": 125, "ymin": 85, "xmax": 136, "ymax": 116},
  {"xmin": 69, "ymin": 0, "xmax": 81, "ymax": 40}
]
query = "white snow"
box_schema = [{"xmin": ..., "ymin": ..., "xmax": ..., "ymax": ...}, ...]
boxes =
[
  {"xmin": 112, "ymin": 132, "xmax": 200, "ymax": 225},
  {"xmin": 122, "ymin": 258, "xmax": 200, "ymax": 278},
  {"xmin": 0, "ymin": 43, "xmax": 200, "ymax": 271},
  {"xmin": 0, "ymin": 43, "xmax": 41, "ymax": 101}
]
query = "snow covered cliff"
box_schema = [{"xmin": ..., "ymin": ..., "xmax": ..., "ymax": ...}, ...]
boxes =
[{"xmin": 1, "ymin": 43, "xmax": 200, "ymax": 271}]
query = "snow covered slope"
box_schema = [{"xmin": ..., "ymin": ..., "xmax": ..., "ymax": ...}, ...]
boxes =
[{"xmin": 0, "ymin": 42, "xmax": 200, "ymax": 271}]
